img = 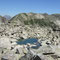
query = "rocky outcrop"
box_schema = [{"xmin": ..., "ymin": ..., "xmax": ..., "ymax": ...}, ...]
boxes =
[{"xmin": 19, "ymin": 44, "xmax": 60, "ymax": 60}]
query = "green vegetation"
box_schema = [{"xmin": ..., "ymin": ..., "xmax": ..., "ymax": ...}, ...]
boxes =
[
  {"xmin": 24, "ymin": 18, "xmax": 57, "ymax": 28},
  {"xmin": 23, "ymin": 13, "xmax": 28, "ymax": 16},
  {"xmin": 10, "ymin": 13, "xmax": 59, "ymax": 29}
]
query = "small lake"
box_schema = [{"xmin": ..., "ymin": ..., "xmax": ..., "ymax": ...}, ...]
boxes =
[
  {"xmin": 17, "ymin": 38, "xmax": 38, "ymax": 45},
  {"xmin": 17, "ymin": 38, "xmax": 41, "ymax": 49}
]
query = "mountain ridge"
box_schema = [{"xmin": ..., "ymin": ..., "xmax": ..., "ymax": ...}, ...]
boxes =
[{"xmin": 8, "ymin": 13, "xmax": 60, "ymax": 29}]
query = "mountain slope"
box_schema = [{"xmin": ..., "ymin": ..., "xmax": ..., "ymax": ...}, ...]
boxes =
[{"xmin": 9, "ymin": 13, "xmax": 58, "ymax": 29}]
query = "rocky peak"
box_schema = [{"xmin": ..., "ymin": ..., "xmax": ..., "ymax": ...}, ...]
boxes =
[
  {"xmin": 0, "ymin": 16, "xmax": 8, "ymax": 24},
  {"xmin": 4, "ymin": 15, "xmax": 11, "ymax": 20}
]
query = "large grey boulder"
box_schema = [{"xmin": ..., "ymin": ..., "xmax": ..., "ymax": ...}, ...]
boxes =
[
  {"xmin": 0, "ymin": 36, "xmax": 11, "ymax": 49},
  {"xmin": 1, "ymin": 51, "xmax": 16, "ymax": 60}
]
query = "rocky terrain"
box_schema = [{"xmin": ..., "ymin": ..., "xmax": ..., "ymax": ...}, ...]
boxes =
[{"xmin": 0, "ymin": 13, "xmax": 60, "ymax": 60}]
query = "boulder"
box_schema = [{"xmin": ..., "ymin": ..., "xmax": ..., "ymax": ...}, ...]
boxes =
[{"xmin": 0, "ymin": 37, "xmax": 11, "ymax": 49}]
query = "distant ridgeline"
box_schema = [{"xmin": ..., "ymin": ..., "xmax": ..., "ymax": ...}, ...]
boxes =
[
  {"xmin": 9, "ymin": 13, "xmax": 60, "ymax": 29},
  {"xmin": 0, "ymin": 16, "xmax": 8, "ymax": 24}
]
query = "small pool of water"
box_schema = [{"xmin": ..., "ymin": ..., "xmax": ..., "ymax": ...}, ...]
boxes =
[{"xmin": 17, "ymin": 38, "xmax": 38, "ymax": 45}]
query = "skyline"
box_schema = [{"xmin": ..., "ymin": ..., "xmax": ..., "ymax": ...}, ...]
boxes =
[{"xmin": 0, "ymin": 0, "xmax": 60, "ymax": 16}]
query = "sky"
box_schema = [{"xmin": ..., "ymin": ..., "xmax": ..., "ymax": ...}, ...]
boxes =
[{"xmin": 0, "ymin": 0, "xmax": 60, "ymax": 16}]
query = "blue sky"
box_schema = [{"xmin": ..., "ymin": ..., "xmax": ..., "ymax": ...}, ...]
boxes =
[{"xmin": 0, "ymin": 0, "xmax": 60, "ymax": 16}]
